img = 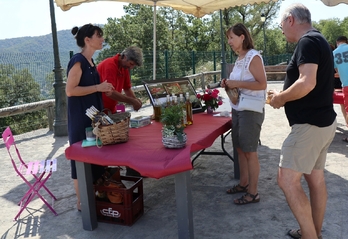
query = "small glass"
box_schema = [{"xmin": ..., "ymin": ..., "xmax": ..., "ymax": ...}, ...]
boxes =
[{"xmin": 85, "ymin": 127, "xmax": 95, "ymax": 141}]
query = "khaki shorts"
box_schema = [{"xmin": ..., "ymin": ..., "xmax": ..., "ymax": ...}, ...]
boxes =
[{"xmin": 279, "ymin": 120, "xmax": 337, "ymax": 174}]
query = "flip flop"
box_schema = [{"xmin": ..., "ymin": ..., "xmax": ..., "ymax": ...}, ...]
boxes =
[{"xmin": 287, "ymin": 229, "xmax": 301, "ymax": 239}]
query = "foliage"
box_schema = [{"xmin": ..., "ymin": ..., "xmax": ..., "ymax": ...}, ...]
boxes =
[
  {"xmin": 197, "ymin": 89, "xmax": 223, "ymax": 111},
  {"xmin": 160, "ymin": 104, "xmax": 185, "ymax": 142},
  {"xmin": 0, "ymin": 64, "xmax": 47, "ymax": 134},
  {"xmin": 314, "ymin": 18, "xmax": 346, "ymax": 45}
]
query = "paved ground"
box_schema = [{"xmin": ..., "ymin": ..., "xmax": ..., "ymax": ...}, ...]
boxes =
[{"xmin": 1, "ymin": 82, "xmax": 348, "ymax": 239}]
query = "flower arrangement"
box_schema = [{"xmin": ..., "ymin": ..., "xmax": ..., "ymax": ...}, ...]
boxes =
[{"xmin": 197, "ymin": 89, "xmax": 223, "ymax": 111}]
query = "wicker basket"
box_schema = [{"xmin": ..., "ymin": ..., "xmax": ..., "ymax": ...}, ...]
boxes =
[
  {"xmin": 93, "ymin": 112, "xmax": 131, "ymax": 147},
  {"xmin": 162, "ymin": 133, "xmax": 187, "ymax": 149}
]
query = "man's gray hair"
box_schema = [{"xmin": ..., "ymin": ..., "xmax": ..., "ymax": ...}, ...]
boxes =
[
  {"xmin": 121, "ymin": 46, "xmax": 143, "ymax": 66},
  {"xmin": 281, "ymin": 3, "xmax": 311, "ymax": 25}
]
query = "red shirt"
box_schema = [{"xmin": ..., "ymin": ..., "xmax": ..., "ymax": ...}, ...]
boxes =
[{"xmin": 97, "ymin": 54, "xmax": 131, "ymax": 113}]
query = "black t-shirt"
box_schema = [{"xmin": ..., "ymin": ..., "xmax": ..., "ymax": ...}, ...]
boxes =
[{"xmin": 283, "ymin": 29, "xmax": 336, "ymax": 127}]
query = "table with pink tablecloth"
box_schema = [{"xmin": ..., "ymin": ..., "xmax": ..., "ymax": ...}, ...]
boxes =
[{"xmin": 65, "ymin": 113, "xmax": 233, "ymax": 239}]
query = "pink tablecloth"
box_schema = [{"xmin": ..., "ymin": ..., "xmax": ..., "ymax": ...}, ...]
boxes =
[{"xmin": 65, "ymin": 113, "xmax": 232, "ymax": 179}]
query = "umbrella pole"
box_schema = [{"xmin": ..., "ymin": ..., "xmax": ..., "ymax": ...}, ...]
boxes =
[
  {"xmin": 220, "ymin": 10, "xmax": 227, "ymax": 79},
  {"xmin": 153, "ymin": 1, "xmax": 157, "ymax": 80}
]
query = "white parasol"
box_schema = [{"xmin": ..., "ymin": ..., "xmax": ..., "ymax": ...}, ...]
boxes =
[
  {"xmin": 54, "ymin": 0, "xmax": 273, "ymax": 79},
  {"xmin": 320, "ymin": 0, "xmax": 348, "ymax": 6}
]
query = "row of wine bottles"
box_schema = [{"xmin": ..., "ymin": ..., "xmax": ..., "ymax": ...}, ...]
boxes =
[{"xmin": 154, "ymin": 92, "xmax": 193, "ymax": 126}]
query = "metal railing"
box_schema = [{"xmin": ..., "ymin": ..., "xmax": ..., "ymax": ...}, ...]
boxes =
[
  {"xmin": 0, "ymin": 70, "xmax": 221, "ymax": 133},
  {"xmin": 0, "ymin": 65, "xmax": 288, "ymax": 134}
]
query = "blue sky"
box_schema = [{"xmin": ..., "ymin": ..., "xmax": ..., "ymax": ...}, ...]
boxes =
[{"xmin": 1, "ymin": 0, "xmax": 348, "ymax": 40}]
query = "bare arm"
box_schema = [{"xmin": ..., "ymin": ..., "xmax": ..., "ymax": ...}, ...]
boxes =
[
  {"xmin": 269, "ymin": 63, "xmax": 317, "ymax": 108},
  {"xmin": 66, "ymin": 62, "xmax": 114, "ymax": 97}
]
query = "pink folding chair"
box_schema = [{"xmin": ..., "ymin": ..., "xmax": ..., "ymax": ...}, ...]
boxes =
[{"xmin": 2, "ymin": 126, "xmax": 58, "ymax": 220}]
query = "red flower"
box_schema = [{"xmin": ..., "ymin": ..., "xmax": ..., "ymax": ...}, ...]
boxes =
[{"xmin": 196, "ymin": 89, "xmax": 223, "ymax": 111}]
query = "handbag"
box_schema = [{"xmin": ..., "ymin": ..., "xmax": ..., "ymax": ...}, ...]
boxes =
[
  {"xmin": 226, "ymin": 87, "xmax": 239, "ymax": 105},
  {"xmin": 238, "ymin": 93, "xmax": 265, "ymax": 113}
]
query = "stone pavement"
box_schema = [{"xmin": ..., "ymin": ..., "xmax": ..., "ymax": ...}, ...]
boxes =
[{"xmin": 1, "ymin": 82, "xmax": 348, "ymax": 239}]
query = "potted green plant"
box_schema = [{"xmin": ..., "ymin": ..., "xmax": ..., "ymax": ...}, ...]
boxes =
[{"xmin": 161, "ymin": 103, "xmax": 187, "ymax": 148}]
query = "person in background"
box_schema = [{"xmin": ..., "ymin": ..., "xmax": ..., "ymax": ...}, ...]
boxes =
[
  {"xmin": 330, "ymin": 43, "xmax": 348, "ymax": 128},
  {"xmin": 221, "ymin": 23, "xmax": 267, "ymax": 205},
  {"xmin": 65, "ymin": 24, "xmax": 115, "ymax": 211},
  {"xmin": 333, "ymin": 36, "xmax": 348, "ymax": 135},
  {"xmin": 269, "ymin": 4, "xmax": 336, "ymax": 239},
  {"xmin": 97, "ymin": 46, "xmax": 143, "ymax": 176}
]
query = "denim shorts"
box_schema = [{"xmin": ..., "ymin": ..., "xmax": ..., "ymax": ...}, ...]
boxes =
[{"xmin": 232, "ymin": 109, "xmax": 265, "ymax": 152}]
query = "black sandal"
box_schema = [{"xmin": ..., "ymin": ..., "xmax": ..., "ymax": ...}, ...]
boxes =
[
  {"xmin": 226, "ymin": 184, "xmax": 248, "ymax": 194},
  {"xmin": 234, "ymin": 192, "xmax": 260, "ymax": 205},
  {"xmin": 287, "ymin": 229, "xmax": 301, "ymax": 239},
  {"xmin": 287, "ymin": 229, "xmax": 323, "ymax": 239}
]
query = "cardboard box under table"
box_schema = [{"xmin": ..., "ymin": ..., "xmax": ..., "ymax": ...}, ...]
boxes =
[{"xmin": 94, "ymin": 176, "xmax": 144, "ymax": 226}]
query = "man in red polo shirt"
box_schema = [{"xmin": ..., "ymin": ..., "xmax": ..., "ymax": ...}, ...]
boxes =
[
  {"xmin": 97, "ymin": 46, "xmax": 143, "ymax": 113},
  {"xmin": 97, "ymin": 46, "xmax": 143, "ymax": 177}
]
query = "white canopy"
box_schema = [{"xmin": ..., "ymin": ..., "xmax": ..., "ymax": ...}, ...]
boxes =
[
  {"xmin": 320, "ymin": 0, "xmax": 348, "ymax": 6},
  {"xmin": 55, "ymin": 0, "xmax": 272, "ymax": 17},
  {"xmin": 54, "ymin": 0, "xmax": 273, "ymax": 79}
]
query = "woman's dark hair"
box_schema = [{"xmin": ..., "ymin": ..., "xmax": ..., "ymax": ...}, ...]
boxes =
[
  {"xmin": 226, "ymin": 23, "xmax": 254, "ymax": 50},
  {"xmin": 71, "ymin": 24, "xmax": 103, "ymax": 48}
]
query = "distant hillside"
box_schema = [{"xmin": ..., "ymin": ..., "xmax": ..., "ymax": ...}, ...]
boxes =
[
  {"xmin": 0, "ymin": 30, "xmax": 90, "ymax": 99},
  {"xmin": 0, "ymin": 29, "xmax": 81, "ymax": 54}
]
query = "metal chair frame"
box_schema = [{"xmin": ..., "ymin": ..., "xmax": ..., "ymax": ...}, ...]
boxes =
[{"xmin": 2, "ymin": 126, "xmax": 58, "ymax": 220}]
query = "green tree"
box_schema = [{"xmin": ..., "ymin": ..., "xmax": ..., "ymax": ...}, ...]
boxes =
[
  {"xmin": 0, "ymin": 64, "xmax": 47, "ymax": 134},
  {"xmin": 218, "ymin": 2, "xmax": 282, "ymax": 61},
  {"xmin": 315, "ymin": 18, "xmax": 344, "ymax": 45}
]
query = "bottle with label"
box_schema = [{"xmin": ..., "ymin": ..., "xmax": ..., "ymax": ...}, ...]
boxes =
[
  {"xmin": 172, "ymin": 93, "xmax": 176, "ymax": 105},
  {"xmin": 172, "ymin": 95, "xmax": 178, "ymax": 105},
  {"xmin": 166, "ymin": 94, "xmax": 171, "ymax": 107},
  {"xmin": 179, "ymin": 94, "xmax": 187, "ymax": 127},
  {"xmin": 185, "ymin": 92, "xmax": 193, "ymax": 125}
]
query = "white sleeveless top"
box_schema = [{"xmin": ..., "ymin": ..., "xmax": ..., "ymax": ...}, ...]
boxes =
[{"xmin": 228, "ymin": 49, "xmax": 266, "ymax": 110}]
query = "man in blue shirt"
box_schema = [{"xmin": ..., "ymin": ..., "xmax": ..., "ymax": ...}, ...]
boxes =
[{"xmin": 333, "ymin": 36, "xmax": 348, "ymax": 133}]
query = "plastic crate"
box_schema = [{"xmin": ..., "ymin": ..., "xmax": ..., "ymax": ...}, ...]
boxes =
[{"xmin": 94, "ymin": 176, "xmax": 143, "ymax": 226}]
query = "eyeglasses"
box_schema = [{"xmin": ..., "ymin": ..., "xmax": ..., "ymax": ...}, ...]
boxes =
[{"xmin": 279, "ymin": 17, "xmax": 289, "ymax": 30}]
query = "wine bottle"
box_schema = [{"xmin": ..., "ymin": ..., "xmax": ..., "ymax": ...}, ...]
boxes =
[
  {"xmin": 180, "ymin": 94, "xmax": 187, "ymax": 127},
  {"xmin": 185, "ymin": 92, "xmax": 193, "ymax": 125}
]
